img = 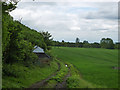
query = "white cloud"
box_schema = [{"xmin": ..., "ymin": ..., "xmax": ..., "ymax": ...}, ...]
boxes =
[
  {"xmin": 10, "ymin": 1, "xmax": 118, "ymax": 43},
  {"xmin": 70, "ymin": 27, "xmax": 81, "ymax": 31},
  {"xmin": 20, "ymin": 0, "xmax": 119, "ymax": 2}
]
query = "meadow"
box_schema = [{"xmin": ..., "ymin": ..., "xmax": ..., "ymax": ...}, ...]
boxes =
[{"xmin": 51, "ymin": 47, "xmax": 118, "ymax": 88}]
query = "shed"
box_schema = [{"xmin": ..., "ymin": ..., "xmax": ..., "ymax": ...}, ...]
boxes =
[
  {"xmin": 33, "ymin": 46, "xmax": 50, "ymax": 58},
  {"xmin": 33, "ymin": 46, "xmax": 44, "ymax": 53}
]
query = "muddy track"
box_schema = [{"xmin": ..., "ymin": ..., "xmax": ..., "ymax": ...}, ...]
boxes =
[
  {"xmin": 55, "ymin": 66, "xmax": 71, "ymax": 89},
  {"xmin": 29, "ymin": 63, "xmax": 60, "ymax": 88}
]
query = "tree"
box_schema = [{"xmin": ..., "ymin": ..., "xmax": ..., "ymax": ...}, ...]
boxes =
[
  {"xmin": 62, "ymin": 40, "xmax": 65, "ymax": 46},
  {"xmin": 91, "ymin": 42, "xmax": 100, "ymax": 48},
  {"xmin": 2, "ymin": 0, "xmax": 18, "ymax": 14},
  {"xmin": 83, "ymin": 40, "xmax": 90, "ymax": 48},
  {"xmin": 76, "ymin": 38, "xmax": 80, "ymax": 43},
  {"xmin": 100, "ymin": 38, "xmax": 114, "ymax": 49},
  {"xmin": 83, "ymin": 43, "xmax": 90, "ymax": 48},
  {"xmin": 78, "ymin": 42, "xmax": 83, "ymax": 48},
  {"xmin": 3, "ymin": 24, "xmax": 22, "ymax": 63},
  {"xmin": 83, "ymin": 40, "xmax": 88, "ymax": 44},
  {"xmin": 40, "ymin": 31, "xmax": 53, "ymax": 49},
  {"xmin": 114, "ymin": 42, "xmax": 120, "ymax": 49},
  {"xmin": 75, "ymin": 37, "xmax": 80, "ymax": 47}
]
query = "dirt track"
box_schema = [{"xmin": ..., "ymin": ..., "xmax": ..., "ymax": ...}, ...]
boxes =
[
  {"xmin": 28, "ymin": 62, "xmax": 71, "ymax": 89},
  {"xmin": 55, "ymin": 67, "xmax": 71, "ymax": 89},
  {"xmin": 29, "ymin": 63, "xmax": 60, "ymax": 88}
]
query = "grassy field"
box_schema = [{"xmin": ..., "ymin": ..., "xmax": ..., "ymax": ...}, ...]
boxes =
[{"xmin": 51, "ymin": 47, "xmax": 118, "ymax": 88}]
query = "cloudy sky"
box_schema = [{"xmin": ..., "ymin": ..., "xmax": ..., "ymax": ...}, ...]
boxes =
[{"xmin": 10, "ymin": 0, "xmax": 118, "ymax": 43}]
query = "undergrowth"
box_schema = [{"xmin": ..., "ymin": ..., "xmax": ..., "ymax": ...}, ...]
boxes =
[
  {"xmin": 2, "ymin": 59, "xmax": 58, "ymax": 88},
  {"xmin": 44, "ymin": 59, "xmax": 68, "ymax": 88}
]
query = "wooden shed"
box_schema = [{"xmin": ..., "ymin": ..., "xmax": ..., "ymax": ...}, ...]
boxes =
[
  {"xmin": 33, "ymin": 46, "xmax": 50, "ymax": 65},
  {"xmin": 33, "ymin": 46, "xmax": 50, "ymax": 58}
]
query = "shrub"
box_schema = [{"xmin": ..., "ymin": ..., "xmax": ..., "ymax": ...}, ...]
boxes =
[{"xmin": 66, "ymin": 75, "xmax": 80, "ymax": 88}]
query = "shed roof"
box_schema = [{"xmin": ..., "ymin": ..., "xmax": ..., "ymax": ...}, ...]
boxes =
[
  {"xmin": 34, "ymin": 45, "xmax": 38, "ymax": 49},
  {"xmin": 33, "ymin": 46, "xmax": 44, "ymax": 53}
]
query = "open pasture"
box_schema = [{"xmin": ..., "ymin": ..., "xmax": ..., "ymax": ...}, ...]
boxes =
[{"xmin": 51, "ymin": 47, "xmax": 118, "ymax": 88}]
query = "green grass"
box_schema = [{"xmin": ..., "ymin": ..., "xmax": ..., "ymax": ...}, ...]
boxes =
[
  {"xmin": 50, "ymin": 59, "xmax": 68, "ymax": 82},
  {"xmin": 51, "ymin": 47, "xmax": 118, "ymax": 88},
  {"xmin": 0, "ymin": 45, "xmax": 1, "ymax": 89},
  {"xmin": 66, "ymin": 63, "xmax": 97, "ymax": 88},
  {"xmin": 44, "ymin": 59, "xmax": 68, "ymax": 88},
  {"xmin": 2, "ymin": 59, "xmax": 58, "ymax": 88}
]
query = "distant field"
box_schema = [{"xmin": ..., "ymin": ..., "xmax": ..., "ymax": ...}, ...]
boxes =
[{"xmin": 51, "ymin": 47, "xmax": 118, "ymax": 88}]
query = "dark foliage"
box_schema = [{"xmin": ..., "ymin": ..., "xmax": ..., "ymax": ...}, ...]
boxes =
[{"xmin": 2, "ymin": 1, "xmax": 48, "ymax": 64}]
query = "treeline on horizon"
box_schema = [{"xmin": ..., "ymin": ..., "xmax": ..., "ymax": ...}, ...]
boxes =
[{"xmin": 52, "ymin": 38, "xmax": 120, "ymax": 49}]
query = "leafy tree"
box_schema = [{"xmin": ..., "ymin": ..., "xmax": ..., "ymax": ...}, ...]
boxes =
[
  {"xmin": 62, "ymin": 40, "xmax": 64, "ymax": 43},
  {"xmin": 18, "ymin": 40, "xmax": 38, "ymax": 64},
  {"xmin": 75, "ymin": 38, "xmax": 80, "ymax": 47},
  {"xmin": 83, "ymin": 40, "xmax": 88, "ymax": 44},
  {"xmin": 78, "ymin": 42, "xmax": 83, "ymax": 48},
  {"xmin": 3, "ymin": 24, "xmax": 22, "ymax": 63},
  {"xmin": 100, "ymin": 38, "xmax": 114, "ymax": 49},
  {"xmin": 76, "ymin": 38, "xmax": 80, "ymax": 43},
  {"xmin": 2, "ymin": 0, "xmax": 18, "ymax": 14},
  {"xmin": 62, "ymin": 40, "xmax": 65, "ymax": 46},
  {"xmin": 40, "ymin": 31, "xmax": 53, "ymax": 48},
  {"xmin": 83, "ymin": 43, "xmax": 90, "ymax": 48},
  {"xmin": 83, "ymin": 40, "xmax": 90, "ymax": 48},
  {"xmin": 90, "ymin": 42, "xmax": 100, "ymax": 48},
  {"xmin": 114, "ymin": 42, "xmax": 120, "ymax": 49}
]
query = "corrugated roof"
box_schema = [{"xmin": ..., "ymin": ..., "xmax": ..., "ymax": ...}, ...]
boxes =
[
  {"xmin": 33, "ymin": 47, "xmax": 44, "ymax": 53},
  {"xmin": 34, "ymin": 45, "xmax": 38, "ymax": 49}
]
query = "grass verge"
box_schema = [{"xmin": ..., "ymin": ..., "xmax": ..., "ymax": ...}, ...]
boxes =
[
  {"xmin": 2, "ymin": 59, "xmax": 58, "ymax": 88},
  {"xmin": 66, "ymin": 63, "xmax": 104, "ymax": 88},
  {"xmin": 43, "ymin": 59, "xmax": 68, "ymax": 88}
]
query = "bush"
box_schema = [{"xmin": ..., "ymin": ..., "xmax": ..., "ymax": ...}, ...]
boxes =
[
  {"xmin": 47, "ymin": 46, "xmax": 52, "ymax": 50},
  {"xmin": 66, "ymin": 75, "xmax": 80, "ymax": 88},
  {"xmin": 3, "ymin": 64, "xmax": 27, "ymax": 78}
]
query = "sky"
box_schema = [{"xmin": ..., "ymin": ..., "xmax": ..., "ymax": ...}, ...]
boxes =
[{"xmin": 10, "ymin": 0, "xmax": 118, "ymax": 43}]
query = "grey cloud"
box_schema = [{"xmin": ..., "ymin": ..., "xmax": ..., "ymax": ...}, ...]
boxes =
[
  {"xmin": 92, "ymin": 29, "xmax": 108, "ymax": 31},
  {"xmin": 84, "ymin": 2, "xmax": 118, "ymax": 20},
  {"xmin": 10, "ymin": 2, "xmax": 118, "ymax": 42}
]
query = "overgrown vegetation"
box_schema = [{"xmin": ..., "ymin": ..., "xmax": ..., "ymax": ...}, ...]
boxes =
[
  {"xmin": 2, "ymin": 59, "xmax": 58, "ymax": 88},
  {"xmin": 2, "ymin": 10, "xmax": 46, "ymax": 64},
  {"xmin": 43, "ymin": 59, "xmax": 68, "ymax": 88},
  {"xmin": 2, "ymin": 1, "xmax": 54, "ymax": 64},
  {"xmin": 2, "ymin": 1, "xmax": 54, "ymax": 88},
  {"xmin": 50, "ymin": 60, "xmax": 68, "ymax": 82}
]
